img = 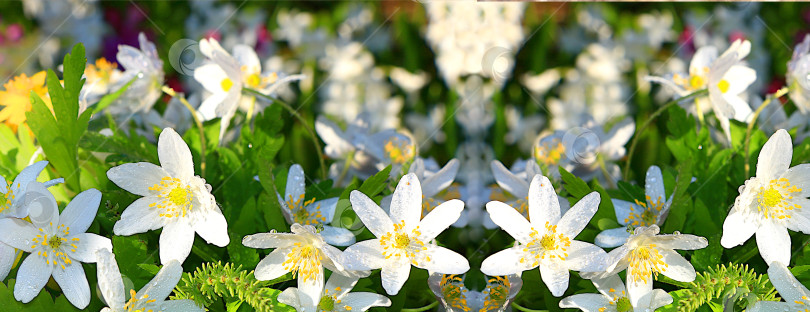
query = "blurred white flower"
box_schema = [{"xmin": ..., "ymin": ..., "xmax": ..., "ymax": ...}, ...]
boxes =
[
  {"xmin": 747, "ymin": 261, "xmax": 810, "ymax": 312},
  {"xmin": 600, "ymin": 225, "xmax": 706, "ymax": 306},
  {"xmin": 481, "ymin": 175, "xmax": 607, "ymax": 296},
  {"xmin": 596, "ymin": 166, "xmax": 673, "ymax": 248},
  {"xmin": 533, "ymin": 118, "xmax": 634, "ymax": 184},
  {"xmin": 111, "ymin": 33, "xmax": 164, "ymax": 115},
  {"xmin": 278, "ymin": 272, "xmax": 391, "ymax": 312},
  {"xmin": 788, "ymin": 34, "xmax": 810, "ymax": 114},
  {"xmin": 0, "ymin": 183, "xmax": 110, "ymax": 308},
  {"xmin": 79, "ymin": 58, "xmax": 123, "ymax": 112},
  {"xmin": 107, "ymin": 128, "xmax": 229, "ymax": 264},
  {"xmin": 243, "ymin": 224, "xmax": 350, "ymax": 310},
  {"xmin": 454, "ymin": 141, "xmax": 496, "ymax": 229},
  {"xmin": 275, "ymin": 164, "xmax": 355, "ymax": 246},
  {"xmin": 424, "ymin": 0, "xmax": 525, "ymax": 88},
  {"xmin": 721, "ymin": 129, "xmax": 810, "ymax": 265},
  {"xmin": 638, "ymin": 11, "xmax": 676, "ymax": 50},
  {"xmin": 559, "ymin": 273, "xmax": 672, "ymax": 312},
  {"xmin": 405, "ymin": 104, "xmax": 446, "ymax": 150},
  {"xmin": 344, "ymin": 174, "xmax": 469, "ymax": 295},
  {"xmin": 96, "ymin": 249, "xmax": 201, "ymax": 312},
  {"xmin": 390, "ymin": 67, "xmax": 429, "ymax": 95},
  {"xmin": 521, "ymin": 69, "xmax": 561, "ymax": 97},
  {"xmin": 505, "ymin": 106, "xmax": 545, "ymax": 153}
]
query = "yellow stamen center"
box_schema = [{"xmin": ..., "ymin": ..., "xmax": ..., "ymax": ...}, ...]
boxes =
[
  {"xmin": 148, "ymin": 177, "xmax": 194, "ymax": 219},
  {"xmin": 756, "ymin": 178, "xmax": 801, "ymax": 220},
  {"xmin": 535, "ymin": 140, "xmax": 565, "ymax": 166},
  {"xmin": 282, "ymin": 242, "xmax": 322, "ymax": 283},
  {"xmin": 717, "ymin": 79, "xmax": 730, "ymax": 93},
  {"xmin": 480, "ymin": 276, "xmax": 510, "ymax": 312},
  {"xmin": 384, "ymin": 137, "xmax": 414, "ymax": 165},
  {"xmin": 221, "ymin": 78, "xmax": 234, "ymax": 92},
  {"xmin": 286, "ymin": 194, "xmax": 326, "ymax": 225},
  {"xmin": 123, "ymin": 289, "xmax": 157, "ymax": 312},
  {"xmin": 520, "ymin": 222, "xmax": 571, "ymax": 267},
  {"xmin": 246, "ymin": 73, "xmax": 261, "ymax": 88},
  {"xmin": 318, "ymin": 289, "xmax": 343, "ymax": 311},
  {"xmin": 380, "ymin": 221, "xmax": 427, "ymax": 265},
  {"xmin": 625, "ymin": 195, "xmax": 664, "ymax": 227},
  {"xmin": 601, "ymin": 288, "xmax": 630, "ymax": 312},
  {"xmin": 627, "ymin": 244, "xmax": 667, "ymax": 284},
  {"xmin": 0, "ymin": 181, "xmax": 17, "ymax": 214},
  {"xmin": 440, "ymin": 275, "xmax": 469, "ymax": 311},
  {"xmin": 31, "ymin": 224, "xmax": 77, "ymax": 270}
]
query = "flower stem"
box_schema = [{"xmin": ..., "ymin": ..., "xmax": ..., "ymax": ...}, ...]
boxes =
[
  {"xmin": 242, "ymin": 88, "xmax": 328, "ymax": 179},
  {"xmin": 335, "ymin": 150, "xmax": 355, "ymax": 186},
  {"xmin": 743, "ymin": 87, "xmax": 789, "ymax": 177},
  {"xmin": 162, "ymin": 86, "xmax": 206, "ymax": 173},
  {"xmin": 597, "ymin": 153, "xmax": 616, "ymax": 189},
  {"xmin": 624, "ymin": 89, "xmax": 707, "ymax": 180},
  {"xmin": 246, "ymin": 95, "xmax": 257, "ymax": 127},
  {"xmin": 511, "ymin": 302, "xmax": 549, "ymax": 312}
]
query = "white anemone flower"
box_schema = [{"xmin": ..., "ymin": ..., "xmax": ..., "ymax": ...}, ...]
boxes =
[
  {"xmin": 481, "ymin": 175, "xmax": 607, "ymax": 297},
  {"xmin": 381, "ymin": 158, "xmax": 460, "ymax": 217},
  {"xmin": 243, "ymin": 224, "xmax": 349, "ymax": 310},
  {"xmin": 107, "ymin": 127, "xmax": 229, "ymax": 265},
  {"xmin": 721, "ymin": 129, "xmax": 810, "ymax": 264},
  {"xmin": 314, "ymin": 115, "xmax": 381, "ymax": 184},
  {"xmin": 559, "ymin": 274, "xmax": 672, "ymax": 312},
  {"xmin": 343, "ymin": 173, "xmax": 470, "ymax": 295},
  {"xmin": 600, "ymin": 225, "xmax": 706, "ymax": 306},
  {"xmin": 747, "ymin": 261, "xmax": 810, "ymax": 312},
  {"xmin": 277, "ymin": 164, "xmax": 355, "ymax": 246},
  {"xmin": 112, "ymin": 32, "xmax": 165, "ymax": 115},
  {"xmin": 596, "ymin": 166, "xmax": 673, "ymax": 248},
  {"xmin": 490, "ymin": 160, "xmax": 571, "ymax": 220},
  {"xmin": 195, "ymin": 38, "xmax": 304, "ymax": 143},
  {"xmin": 0, "ymin": 161, "xmax": 64, "ymax": 280},
  {"xmin": 96, "ymin": 249, "xmax": 202, "ymax": 312},
  {"xmin": 0, "ymin": 183, "xmax": 111, "ymax": 308},
  {"xmin": 647, "ymin": 40, "xmax": 755, "ymax": 142},
  {"xmin": 278, "ymin": 272, "xmax": 392, "ymax": 312}
]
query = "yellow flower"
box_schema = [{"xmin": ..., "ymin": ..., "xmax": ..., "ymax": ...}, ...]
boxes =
[
  {"xmin": 84, "ymin": 58, "xmax": 118, "ymax": 84},
  {"xmin": 0, "ymin": 71, "xmax": 50, "ymax": 132}
]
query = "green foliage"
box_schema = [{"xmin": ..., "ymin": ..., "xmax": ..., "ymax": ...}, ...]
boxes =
[
  {"xmin": 662, "ymin": 263, "xmax": 778, "ymax": 312},
  {"xmin": 0, "ymin": 280, "xmax": 81, "ymax": 312},
  {"xmin": 25, "ymin": 44, "xmax": 91, "ymax": 191},
  {"xmin": 172, "ymin": 262, "xmax": 294, "ymax": 312}
]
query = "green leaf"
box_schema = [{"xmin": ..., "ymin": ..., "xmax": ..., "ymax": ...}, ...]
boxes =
[
  {"xmin": 112, "ymin": 235, "xmax": 158, "ymax": 289},
  {"xmin": 559, "ymin": 167, "xmax": 590, "ymax": 199},
  {"xmin": 358, "ymin": 165, "xmax": 392, "ymax": 199},
  {"xmin": 690, "ymin": 235, "xmax": 723, "ymax": 270},
  {"xmin": 663, "ymin": 159, "xmax": 693, "ymax": 233},
  {"xmin": 93, "ymin": 76, "xmax": 136, "ymax": 114},
  {"xmin": 25, "ymin": 44, "xmax": 89, "ymax": 191}
]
